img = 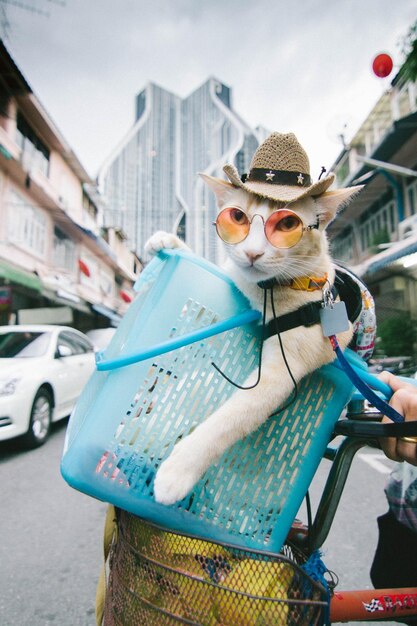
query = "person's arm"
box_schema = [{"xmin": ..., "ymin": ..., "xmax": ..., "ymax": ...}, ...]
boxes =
[{"xmin": 379, "ymin": 371, "xmax": 417, "ymax": 466}]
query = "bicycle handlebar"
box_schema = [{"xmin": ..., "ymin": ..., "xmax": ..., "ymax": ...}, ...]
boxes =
[{"xmin": 335, "ymin": 418, "xmax": 417, "ymax": 438}]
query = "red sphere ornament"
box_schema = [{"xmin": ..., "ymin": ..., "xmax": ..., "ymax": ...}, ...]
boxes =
[{"xmin": 372, "ymin": 53, "xmax": 393, "ymax": 78}]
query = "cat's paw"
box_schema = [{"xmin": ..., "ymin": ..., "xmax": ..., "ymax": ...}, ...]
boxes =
[
  {"xmin": 153, "ymin": 440, "xmax": 204, "ymax": 505},
  {"xmin": 144, "ymin": 231, "xmax": 189, "ymax": 257}
]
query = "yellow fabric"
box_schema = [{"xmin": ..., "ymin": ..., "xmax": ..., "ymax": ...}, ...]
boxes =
[{"xmin": 95, "ymin": 505, "xmax": 118, "ymax": 626}]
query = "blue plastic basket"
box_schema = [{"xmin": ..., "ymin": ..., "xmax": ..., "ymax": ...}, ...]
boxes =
[{"xmin": 61, "ymin": 249, "xmax": 361, "ymax": 552}]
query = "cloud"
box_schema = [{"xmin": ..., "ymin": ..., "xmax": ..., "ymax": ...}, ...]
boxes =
[{"xmin": 4, "ymin": 0, "xmax": 417, "ymax": 177}]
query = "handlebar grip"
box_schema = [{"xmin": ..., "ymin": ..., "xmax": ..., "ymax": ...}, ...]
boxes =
[{"xmin": 335, "ymin": 419, "xmax": 417, "ymax": 438}]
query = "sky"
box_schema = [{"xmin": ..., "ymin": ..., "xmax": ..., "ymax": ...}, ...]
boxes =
[{"xmin": 2, "ymin": 0, "xmax": 417, "ymax": 181}]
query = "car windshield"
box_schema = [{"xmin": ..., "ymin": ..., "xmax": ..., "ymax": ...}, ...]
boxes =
[{"xmin": 0, "ymin": 331, "xmax": 52, "ymax": 358}]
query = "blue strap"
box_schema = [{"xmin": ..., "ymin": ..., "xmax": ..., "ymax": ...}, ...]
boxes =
[
  {"xmin": 332, "ymin": 355, "xmax": 393, "ymax": 398},
  {"xmin": 332, "ymin": 340, "xmax": 404, "ymax": 423}
]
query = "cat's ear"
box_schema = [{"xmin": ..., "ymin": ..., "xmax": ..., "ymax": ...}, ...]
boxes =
[
  {"xmin": 199, "ymin": 173, "xmax": 236, "ymax": 207},
  {"xmin": 314, "ymin": 186, "xmax": 363, "ymax": 227}
]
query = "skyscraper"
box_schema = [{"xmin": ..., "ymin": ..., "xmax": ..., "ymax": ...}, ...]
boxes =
[{"xmin": 99, "ymin": 77, "xmax": 260, "ymax": 263}]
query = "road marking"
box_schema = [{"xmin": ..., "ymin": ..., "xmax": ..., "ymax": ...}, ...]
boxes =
[{"xmin": 358, "ymin": 452, "xmax": 392, "ymax": 475}]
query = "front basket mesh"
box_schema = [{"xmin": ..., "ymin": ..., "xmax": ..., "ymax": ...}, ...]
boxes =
[{"xmin": 103, "ymin": 511, "xmax": 327, "ymax": 626}]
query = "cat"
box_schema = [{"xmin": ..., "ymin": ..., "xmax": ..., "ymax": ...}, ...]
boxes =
[{"xmin": 144, "ymin": 135, "xmax": 361, "ymax": 506}]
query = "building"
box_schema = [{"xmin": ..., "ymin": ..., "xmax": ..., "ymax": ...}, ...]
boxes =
[
  {"xmin": 328, "ymin": 64, "xmax": 417, "ymax": 355},
  {"xmin": 98, "ymin": 77, "xmax": 260, "ymax": 263},
  {"xmin": 0, "ymin": 40, "xmax": 139, "ymax": 330},
  {"xmin": 99, "ymin": 82, "xmax": 181, "ymax": 259}
]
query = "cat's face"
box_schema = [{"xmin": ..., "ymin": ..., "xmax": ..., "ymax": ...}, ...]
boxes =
[
  {"xmin": 200, "ymin": 173, "xmax": 361, "ymax": 284},
  {"xmin": 214, "ymin": 189, "xmax": 324, "ymax": 283}
]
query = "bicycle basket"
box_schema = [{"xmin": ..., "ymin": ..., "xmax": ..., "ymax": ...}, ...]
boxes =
[
  {"xmin": 103, "ymin": 511, "xmax": 328, "ymax": 626},
  {"xmin": 61, "ymin": 249, "xmax": 359, "ymax": 553}
]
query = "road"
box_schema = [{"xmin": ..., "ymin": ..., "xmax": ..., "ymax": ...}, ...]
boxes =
[
  {"xmin": 0, "ymin": 422, "xmax": 400, "ymax": 626},
  {"xmin": 0, "ymin": 421, "xmax": 106, "ymax": 626}
]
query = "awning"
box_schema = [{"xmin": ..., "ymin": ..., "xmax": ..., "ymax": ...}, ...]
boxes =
[
  {"xmin": 343, "ymin": 111, "xmax": 417, "ymax": 187},
  {"xmin": 42, "ymin": 287, "xmax": 92, "ymax": 315},
  {"xmin": 365, "ymin": 237, "xmax": 417, "ymax": 275},
  {"xmin": 92, "ymin": 303, "xmax": 122, "ymax": 326},
  {"xmin": 0, "ymin": 261, "xmax": 43, "ymax": 292},
  {"xmin": 79, "ymin": 225, "xmax": 117, "ymax": 262}
]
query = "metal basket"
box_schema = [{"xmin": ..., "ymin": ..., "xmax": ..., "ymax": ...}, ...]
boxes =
[{"xmin": 103, "ymin": 511, "xmax": 328, "ymax": 626}]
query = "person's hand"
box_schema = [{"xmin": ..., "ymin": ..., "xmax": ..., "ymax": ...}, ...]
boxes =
[{"xmin": 379, "ymin": 371, "xmax": 417, "ymax": 466}]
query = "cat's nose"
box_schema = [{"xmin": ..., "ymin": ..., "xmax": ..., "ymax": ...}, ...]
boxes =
[{"xmin": 245, "ymin": 251, "xmax": 264, "ymax": 264}]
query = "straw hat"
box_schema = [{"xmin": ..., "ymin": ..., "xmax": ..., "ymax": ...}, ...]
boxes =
[{"xmin": 223, "ymin": 132, "xmax": 335, "ymax": 203}]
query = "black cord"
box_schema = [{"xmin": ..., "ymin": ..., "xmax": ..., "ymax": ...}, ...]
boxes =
[
  {"xmin": 211, "ymin": 286, "xmax": 268, "ymax": 389},
  {"xmin": 305, "ymin": 490, "xmax": 313, "ymax": 555},
  {"xmin": 268, "ymin": 288, "xmax": 298, "ymax": 417},
  {"xmin": 212, "ymin": 286, "xmax": 299, "ymax": 412}
]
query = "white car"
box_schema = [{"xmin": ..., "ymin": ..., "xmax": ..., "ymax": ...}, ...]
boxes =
[
  {"xmin": 0, "ymin": 324, "xmax": 96, "ymax": 448},
  {"xmin": 86, "ymin": 327, "xmax": 116, "ymax": 351}
]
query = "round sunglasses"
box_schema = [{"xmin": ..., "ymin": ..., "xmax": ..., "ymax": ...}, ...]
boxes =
[{"xmin": 214, "ymin": 207, "xmax": 319, "ymax": 249}]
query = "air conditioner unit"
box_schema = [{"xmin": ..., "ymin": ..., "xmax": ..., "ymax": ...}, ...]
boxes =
[{"xmin": 398, "ymin": 214, "xmax": 417, "ymax": 239}]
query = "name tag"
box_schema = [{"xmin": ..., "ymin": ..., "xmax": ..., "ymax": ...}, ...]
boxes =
[{"xmin": 320, "ymin": 301, "xmax": 350, "ymax": 337}]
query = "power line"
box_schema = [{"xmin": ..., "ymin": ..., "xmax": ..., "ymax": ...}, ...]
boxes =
[
  {"xmin": 0, "ymin": 0, "xmax": 49, "ymax": 16},
  {"xmin": 0, "ymin": 0, "xmax": 66, "ymax": 18}
]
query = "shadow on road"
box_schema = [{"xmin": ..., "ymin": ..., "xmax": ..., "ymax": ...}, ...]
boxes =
[{"xmin": 0, "ymin": 417, "xmax": 69, "ymax": 462}]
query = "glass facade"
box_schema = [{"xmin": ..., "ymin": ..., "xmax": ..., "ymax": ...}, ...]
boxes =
[
  {"xmin": 100, "ymin": 83, "xmax": 181, "ymax": 257},
  {"xmin": 99, "ymin": 78, "xmax": 260, "ymax": 263}
]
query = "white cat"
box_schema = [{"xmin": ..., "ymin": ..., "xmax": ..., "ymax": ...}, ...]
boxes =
[{"xmin": 144, "ymin": 133, "xmax": 361, "ymax": 506}]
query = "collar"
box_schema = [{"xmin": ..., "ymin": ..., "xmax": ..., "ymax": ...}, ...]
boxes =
[
  {"xmin": 261, "ymin": 268, "xmax": 362, "ymax": 340},
  {"xmin": 288, "ymin": 274, "xmax": 328, "ymax": 291},
  {"xmin": 257, "ymin": 273, "xmax": 328, "ymax": 292}
]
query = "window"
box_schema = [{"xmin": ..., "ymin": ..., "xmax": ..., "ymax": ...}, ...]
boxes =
[
  {"xmin": 0, "ymin": 331, "xmax": 51, "ymax": 358},
  {"xmin": 53, "ymin": 227, "xmax": 76, "ymax": 272},
  {"xmin": 82, "ymin": 193, "xmax": 98, "ymax": 220},
  {"xmin": 359, "ymin": 199, "xmax": 396, "ymax": 253},
  {"xmin": 7, "ymin": 190, "xmax": 47, "ymax": 258},
  {"xmin": 16, "ymin": 112, "xmax": 50, "ymax": 177},
  {"xmin": 330, "ymin": 231, "xmax": 353, "ymax": 263},
  {"xmin": 58, "ymin": 331, "xmax": 94, "ymax": 355},
  {"xmin": 99, "ymin": 268, "xmax": 114, "ymax": 297}
]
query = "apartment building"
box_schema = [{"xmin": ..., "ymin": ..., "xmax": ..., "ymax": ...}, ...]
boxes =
[
  {"xmin": 0, "ymin": 40, "xmax": 139, "ymax": 330},
  {"xmin": 328, "ymin": 70, "xmax": 417, "ymax": 328}
]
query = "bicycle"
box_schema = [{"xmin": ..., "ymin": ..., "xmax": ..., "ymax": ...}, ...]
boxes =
[
  {"xmin": 60, "ymin": 249, "xmax": 417, "ymax": 624},
  {"xmin": 92, "ymin": 399, "xmax": 417, "ymax": 625}
]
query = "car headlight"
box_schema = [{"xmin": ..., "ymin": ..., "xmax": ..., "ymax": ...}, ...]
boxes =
[{"xmin": 0, "ymin": 377, "xmax": 20, "ymax": 396}]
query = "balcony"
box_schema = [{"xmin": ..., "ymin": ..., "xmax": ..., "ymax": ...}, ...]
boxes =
[{"xmin": 333, "ymin": 79, "xmax": 417, "ymax": 187}]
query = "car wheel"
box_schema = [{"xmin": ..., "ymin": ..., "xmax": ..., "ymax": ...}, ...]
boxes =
[{"xmin": 21, "ymin": 388, "xmax": 53, "ymax": 449}]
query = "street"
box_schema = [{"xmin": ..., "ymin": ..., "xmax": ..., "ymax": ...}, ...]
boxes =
[
  {"xmin": 0, "ymin": 421, "xmax": 107, "ymax": 626},
  {"xmin": 0, "ymin": 421, "xmax": 399, "ymax": 626}
]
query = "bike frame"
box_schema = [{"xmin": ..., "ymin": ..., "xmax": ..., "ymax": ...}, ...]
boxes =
[
  {"xmin": 99, "ymin": 403, "xmax": 417, "ymax": 625},
  {"xmin": 330, "ymin": 587, "xmax": 417, "ymax": 623},
  {"xmin": 301, "ymin": 401, "xmax": 417, "ymax": 623}
]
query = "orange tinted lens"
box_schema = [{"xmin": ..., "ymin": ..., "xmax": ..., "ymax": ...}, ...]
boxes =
[
  {"xmin": 265, "ymin": 210, "xmax": 303, "ymax": 248},
  {"xmin": 215, "ymin": 208, "xmax": 250, "ymax": 244}
]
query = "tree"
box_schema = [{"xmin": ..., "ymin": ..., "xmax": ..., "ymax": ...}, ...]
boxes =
[
  {"xmin": 377, "ymin": 313, "xmax": 417, "ymax": 357},
  {"xmin": 399, "ymin": 19, "xmax": 417, "ymax": 82}
]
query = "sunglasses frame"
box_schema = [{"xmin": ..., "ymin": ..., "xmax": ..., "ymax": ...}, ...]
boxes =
[{"xmin": 214, "ymin": 206, "xmax": 320, "ymax": 249}]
